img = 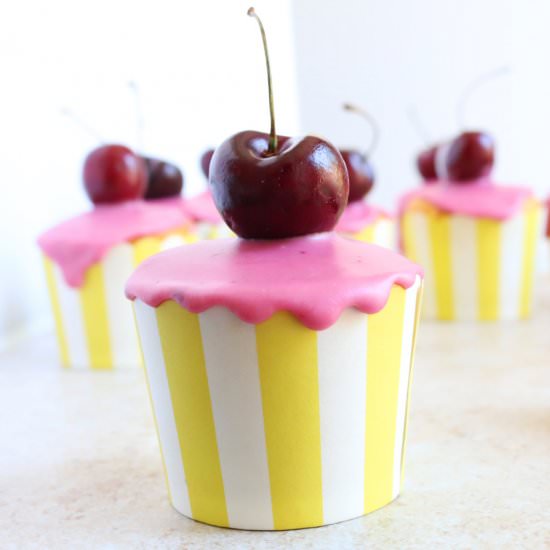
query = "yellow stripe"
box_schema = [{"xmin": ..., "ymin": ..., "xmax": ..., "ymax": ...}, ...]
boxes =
[
  {"xmin": 354, "ymin": 224, "xmax": 376, "ymax": 243},
  {"xmin": 428, "ymin": 212, "xmax": 454, "ymax": 319},
  {"xmin": 79, "ymin": 263, "xmax": 112, "ymax": 369},
  {"xmin": 256, "ymin": 312, "xmax": 323, "ymax": 530},
  {"xmin": 401, "ymin": 282, "xmax": 423, "ymax": 484},
  {"xmin": 43, "ymin": 257, "xmax": 70, "ymax": 367},
  {"xmin": 365, "ymin": 285, "xmax": 406, "ymax": 512},
  {"xmin": 156, "ymin": 301, "xmax": 228, "ymax": 527},
  {"xmin": 476, "ymin": 219, "xmax": 501, "ymax": 320},
  {"xmin": 519, "ymin": 200, "xmax": 540, "ymax": 318},
  {"xmin": 133, "ymin": 236, "xmax": 162, "ymax": 267}
]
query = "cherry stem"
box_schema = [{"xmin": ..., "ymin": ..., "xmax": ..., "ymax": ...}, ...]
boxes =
[
  {"xmin": 342, "ymin": 102, "xmax": 380, "ymax": 158},
  {"xmin": 248, "ymin": 7, "xmax": 277, "ymax": 153},
  {"xmin": 406, "ymin": 105, "xmax": 432, "ymax": 146},
  {"xmin": 457, "ymin": 65, "xmax": 510, "ymax": 128},
  {"xmin": 128, "ymin": 81, "xmax": 145, "ymax": 152},
  {"xmin": 60, "ymin": 108, "xmax": 104, "ymax": 143}
]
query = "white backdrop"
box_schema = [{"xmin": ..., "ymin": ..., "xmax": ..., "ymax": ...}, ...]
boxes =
[
  {"xmin": 0, "ymin": 0, "xmax": 300, "ymax": 346},
  {"xmin": 292, "ymin": 0, "xmax": 550, "ymax": 208}
]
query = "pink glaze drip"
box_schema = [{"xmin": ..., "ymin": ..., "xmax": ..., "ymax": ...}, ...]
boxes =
[
  {"xmin": 336, "ymin": 202, "xmax": 392, "ymax": 233},
  {"xmin": 126, "ymin": 234, "xmax": 423, "ymax": 330},
  {"xmin": 38, "ymin": 200, "xmax": 190, "ymax": 288},
  {"xmin": 183, "ymin": 191, "xmax": 223, "ymax": 224},
  {"xmin": 398, "ymin": 181, "xmax": 533, "ymax": 220}
]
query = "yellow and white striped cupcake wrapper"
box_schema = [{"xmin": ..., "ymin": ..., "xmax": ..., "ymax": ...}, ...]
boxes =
[
  {"xmin": 43, "ymin": 228, "xmax": 193, "ymax": 369},
  {"xmin": 402, "ymin": 198, "xmax": 541, "ymax": 321},
  {"xmin": 133, "ymin": 276, "xmax": 422, "ymax": 530},
  {"xmin": 343, "ymin": 217, "xmax": 396, "ymax": 250}
]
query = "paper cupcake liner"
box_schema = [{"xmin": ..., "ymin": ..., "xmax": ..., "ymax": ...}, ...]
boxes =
[
  {"xmin": 133, "ymin": 276, "xmax": 422, "ymax": 530},
  {"xmin": 402, "ymin": 198, "xmax": 541, "ymax": 320},
  {"xmin": 341, "ymin": 217, "xmax": 396, "ymax": 249},
  {"xmin": 43, "ymin": 228, "xmax": 192, "ymax": 369}
]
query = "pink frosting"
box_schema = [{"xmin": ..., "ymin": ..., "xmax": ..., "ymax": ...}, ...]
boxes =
[
  {"xmin": 183, "ymin": 191, "xmax": 223, "ymax": 224},
  {"xmin": 399, "ymin": 181, "xmax": 533, "ymax": 220},
  {"xmin": 336, "ymin": 202, "xmax": 392, "ymax": 233},
  {"xmin": 38, "ymin": 200, "xmax": 190, "ymax": 288},
  {"xmin": 126, "ymin": 233, "xmax": 423, "ymax": 330}
]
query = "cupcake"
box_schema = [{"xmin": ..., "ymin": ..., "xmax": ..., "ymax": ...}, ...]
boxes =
[
  {"xmin": 336, "ymin": 103, "xmax": 396, "ymax": 248},
  {"xmin": 402, "ymin": 131, "xmax": 541, "ymax": 321},
  {"xmin": 128, "ymin": 235, "xmax": 423, "ymax": 530},
  {"xmin": 127, "ymin": 8, "xmax": 423, "ymax": 528},
  {"xmin": 38, "ymin": 144, "xmax": 191, "ymax": 369}
]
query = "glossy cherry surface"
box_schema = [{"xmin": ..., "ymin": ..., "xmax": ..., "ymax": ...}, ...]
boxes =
[
  {"xmin": 209, "ymin": 130, "xmax": 349, "ymax": 239},
  {"xmin": 439, "ymin": 131, "xmax": 495, "ymax": 181},
  {"xmin": 143, "ymin": 157, "xmax": 183, "ymax": 199},
  {"xmin": 416, "ymin": 145, "xmax": 439, "ymax": 181},
  {"xmin": 83, "ymin": 145, "xmax": 147, "ymax": 204},
  {"xmin": 339, "ymin": 150, "xmax": 374, "ymax": 202}
]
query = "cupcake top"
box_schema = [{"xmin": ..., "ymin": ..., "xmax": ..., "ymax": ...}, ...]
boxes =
[
  {"xmin": 125, "ymin": 233, "xmax": 423, "ymax": 330},
  {"xmin": 38, "ymin": 200, "xmax": 190, "ymax": 287},
  {"xmin": 399, "ymin": 180, "xmax": 533, "ymax": 220},
  {"xmin": 336, "ymin": 201, "xmax": 391, "ymax": 233},
  {"xmin": 183, "ymin": 190, "xmax": 223, "ymax": 224}
]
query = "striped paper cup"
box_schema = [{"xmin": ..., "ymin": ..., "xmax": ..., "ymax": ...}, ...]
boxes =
[
  {"xmin": 133, "ymin": 276, "xmax": 422, "ymax": 530},
  {"xmin": 43, "ymin": 229, "xmax": 191, "ymax": 369},
  {"xmin": 402, "ymin": 198, "xmax": 541, "ymax": 320},
  {"xmin": 341, "ymin": 217, "xmax": 396, "ymax": 249}
]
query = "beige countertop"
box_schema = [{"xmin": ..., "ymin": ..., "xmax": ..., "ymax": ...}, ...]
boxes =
[{"xmin": 1, "ymin": 279, "xmax": 550, "ymax": 549}]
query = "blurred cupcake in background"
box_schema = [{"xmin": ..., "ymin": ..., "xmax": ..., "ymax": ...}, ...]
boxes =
[
  {"xmin": 401, "ymin": 130, "xmax": 541, "ymax": 321},
  {"xmin": 335, "ymin": 103, "xmax": 396, "ymax": 249},
  {"xmin": 38, "ymin": 144, "xmax": 191, "ymax": 369}
]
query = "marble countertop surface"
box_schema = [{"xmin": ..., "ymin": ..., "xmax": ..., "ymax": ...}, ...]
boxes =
[{"xmin": 2, "ymin": 279, "xmax": 550, "ymax": 549}]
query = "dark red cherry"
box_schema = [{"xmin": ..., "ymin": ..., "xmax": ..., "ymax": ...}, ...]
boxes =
[
  {"xmin": 200, "ymin": 149, "xmax": 215, "ymax": 179},
  {"xmin": 209, "ymin": 130, "xmax": 349, "ymax": 239},
  {"xmin": 416, "ymin": 145, "xmax": 439, "ymax": 181},
  {"xmin": 339, "ymin": 150, "xmax": 374, "ymax": 202},
  {"xmin": 439, "ymin": 131, "xmax": 495, "ymax": 181},
  {"xmin": 143, "ymin": 157, "xmax": 183, "ymax": 199},
  {"xmin": 83, "ymin": 144, "xmax": 147, "ymax": 204}
]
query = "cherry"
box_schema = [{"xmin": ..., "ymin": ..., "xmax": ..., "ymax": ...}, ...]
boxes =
[
  {"xmin": 416, "ymin": 145, "xmax": 438, "ymax": 181},
  {"xmin": 439, "ymin": 131, "xmax": 494, "ymax": 181},
  {"xmin": 143, "ymin": 157, "xmax": 184, "ymax": 199},
  {"xmin": 200, "ymin": 149, "xmax": 215, "ymax": 179},
  {"xmin": 83, "ymin": 144, "xmax": 147, "ymax": 204},
  {"xmin": 209, "ymin": 8, "xmax": 348, "ymax": 239},
  {"xmin": 339, "ymin": 103, "xmax": 378, "ymax": 202},
  {"xmin": 340, "ymin": 150, "xmax": 375, "ymax": 201}
]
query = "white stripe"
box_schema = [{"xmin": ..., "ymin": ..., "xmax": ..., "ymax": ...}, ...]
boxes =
[
  {"xmin": 317, "ymin": 309, "xmax": 367, "ymax": 525},
  {"xmin": 160, "ymin": 234, "xmax": 186, "ymax": 250},
  {"xmin": 373, "ymin": 218, "xmax": 396, "ymax": 250},
  {"xmin": 450, "ymin": 216, "xmax": 478, "ymax": 320},
  {"xmin": 53, "ymin": 264, "xmax": 88, "ymax": 368},
  {"xmin": 392, "ymin": 276, "xmax": 420, "ymax": 498},
  {"xmin": 102, "ymin": 244, "xmax": 141, "ymax": 367},
  {"xmin": 199, "ymin": 307, "xmax": 273, "ymax": 529},
  {"xmin": 408, "ymin": 213, "xmax": 436, "ymax": 319},
  {"xmin": 133, "ymin": 300, "xmax": 192, "ymax": 517},
  {"xmin": 499, "ymin": 212, "xmax": 524, "ymax": 320}
]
